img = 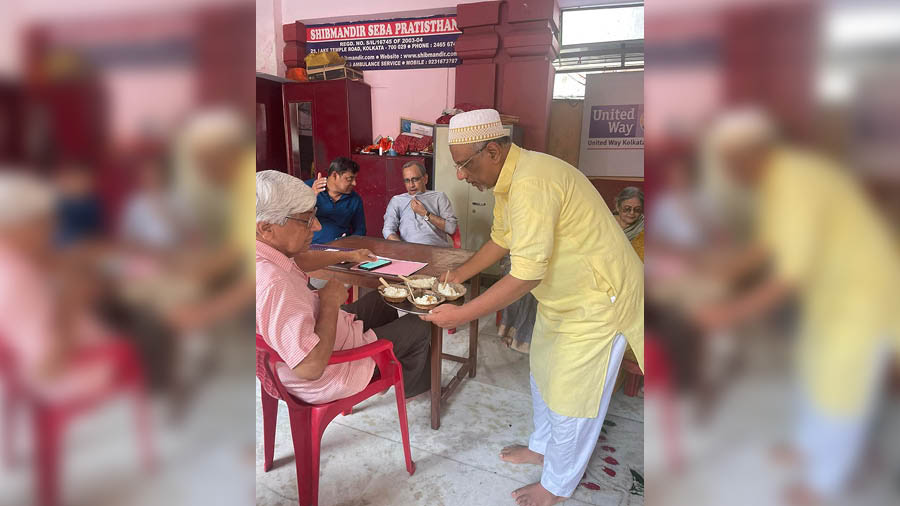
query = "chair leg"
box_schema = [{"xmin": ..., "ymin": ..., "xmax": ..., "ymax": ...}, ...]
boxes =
[
  {"xmin": 495, "ymin": 311, "xmax": 502, "ymax": 328},
  {"xmin": 288, "ymin": 409, "xmax": 316, "ymax": 506},
  {"xmin": 119, "ymin": 349, "xmax": 155, "ymax": 472},
  {"xmin": 624, "ymin": 372, "xmax": 641, "ymax": 397},
  {"xmin": 133, "ymin": 383, "xmax": 156, "ymax": 471},
  {"xmin": 307, "ymin": 413, "xmax": 329, "ymax": 506},
  {"xmin": 661, "ymin": 388, "xmax": 683, "ymax": 471},
  {"xmin": 35, "ymin": 408, "xmax": 62, "ymax": 506},
  {"xmin": 261, "ymin": 386, "xmax": 278, "ymax": 472},
  {"xmin": 392, "ymin": 370, "xmax": 416, "ymax": 476},
  {"xmin": 448, "ymin": 328, "xmax": 456, "ymax": 335},
  {"xmin": 2, "ymin": 389, "xmax": 17, "ymax": 468}
]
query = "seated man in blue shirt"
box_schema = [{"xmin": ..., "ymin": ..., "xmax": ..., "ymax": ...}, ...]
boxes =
[
  {"xmin": 305, "ymin": 157, "xmax": 366, "ymax": 244},
  {"xmin": 383, "ymin": 161, "xmax": 457, "ymax": 247}
]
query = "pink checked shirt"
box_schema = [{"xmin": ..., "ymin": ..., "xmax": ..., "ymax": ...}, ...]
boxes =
[
  {"xmin": 0, "ymin": 243, "xmax": 111, "ymax": 402},
  {"xmin": 255, "ymin": 240, "xmax": 375, "ymax": 404}
]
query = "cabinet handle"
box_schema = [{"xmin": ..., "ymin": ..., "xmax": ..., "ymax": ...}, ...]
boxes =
[{"xmin": 471, "ymin": 202, "xmax": 487, "ymax": 206}]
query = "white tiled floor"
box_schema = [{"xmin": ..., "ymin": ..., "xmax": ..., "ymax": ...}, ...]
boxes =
[
  {"xmin": 0, "ymin": 329, "xmax": 257, "ymax": 506},
  {"xmin": 256, "ymin": 315, "xmax": 645, "ymax": 506}
]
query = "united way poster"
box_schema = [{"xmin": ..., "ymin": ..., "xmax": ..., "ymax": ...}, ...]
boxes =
[{"xmin": 579, "ymin": 71, "xmax": 644, "ymax": 177}]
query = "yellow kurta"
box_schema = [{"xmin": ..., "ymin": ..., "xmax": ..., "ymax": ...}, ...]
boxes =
[
  {"xmin": 231, "ymin": 149, "xmax": 258, "ymax": 275},
  {"xmin": 491, "ymin": 144, "xmax": 644, "ymax": 418},
  {"xmin": 757, "ymin": 148, "xmax": 900, "ymax": 417}
]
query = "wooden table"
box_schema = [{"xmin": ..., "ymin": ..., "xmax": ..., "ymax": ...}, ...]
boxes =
[{"xmin": 308, "ymin": 236, "xmax": 481, "ymax": 430}]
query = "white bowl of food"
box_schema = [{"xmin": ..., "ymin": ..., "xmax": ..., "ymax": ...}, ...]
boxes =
[
  {"xmin": 433, "ymin": 281, "xmax": 466, "ymax": 301},
  {"xmin": 407, "ymin": 290, "xmax": 445, "ymax": 310},
  {"xmin": 378, "ymin": 284, "xmax": 409, "ymax": 303},
  {"xmin": 406, "ymin": 274, "xmax": 437, "ymax": 289}
]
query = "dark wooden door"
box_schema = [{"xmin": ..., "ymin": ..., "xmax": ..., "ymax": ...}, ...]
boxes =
[{"xmin": 256, "ymin": 75, "xmax": 288, "ymax": 173}]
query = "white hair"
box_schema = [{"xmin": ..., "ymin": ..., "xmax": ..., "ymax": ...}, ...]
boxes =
[
  {"xmin": 0, "ymin": 171, "xmax": 56, "ymax": 228},
  {"xmin": 256, "ymin": 170, "xmax": 317, "ymax": 226}
]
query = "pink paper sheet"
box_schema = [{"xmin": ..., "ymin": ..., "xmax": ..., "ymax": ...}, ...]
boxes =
[{"xmin": 350, "ymin": 257, "xmax": 427, "ymax": 276}]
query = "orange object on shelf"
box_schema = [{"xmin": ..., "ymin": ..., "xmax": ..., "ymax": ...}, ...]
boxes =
[{"xmin": 286, "ymin": 67, "xmax": 308, "ymax": 82}]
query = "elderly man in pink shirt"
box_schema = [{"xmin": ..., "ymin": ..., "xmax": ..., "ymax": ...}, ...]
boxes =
[
  {"xmin": 255, "ymin": 170, "xmax": 431, "ymax": 403},
  {"xmin": 0, "ymin": 172, "xmax": 114, "ymax": 402}
]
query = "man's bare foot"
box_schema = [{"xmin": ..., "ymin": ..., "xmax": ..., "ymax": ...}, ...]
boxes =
[
  {"xmin": 783, "ymin": 482, "xmax": 822, "ymax": 506},
  {"xmin": 770, "ymin": 443, "xmax": 803, "ymax": 468},
  {"xmin": 500, "ymin": 445, "xmax": 544, "ymax": 465},
  {"xmin": 511, "ymin": 482, "xmax": 566, "ymax": 506}
]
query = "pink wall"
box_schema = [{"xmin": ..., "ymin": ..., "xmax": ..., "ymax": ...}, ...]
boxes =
[
  {"xmin": 364, "ymin": 67, "xmax": 456, "ymax": 139},
  {"xmin": 256, "ymin": 0, "xmax": 283, "ymax": 76}
]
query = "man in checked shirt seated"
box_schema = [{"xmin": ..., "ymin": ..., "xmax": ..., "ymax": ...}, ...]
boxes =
[{"xmin": 255, "ymin": 170, "xmax": 431, "ymax": 403}]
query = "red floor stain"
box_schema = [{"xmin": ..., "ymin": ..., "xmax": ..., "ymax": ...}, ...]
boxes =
[
  {"xmin": 601, "ymin": 446, "xmax": 616, "ymax": 453},
  {"xmin": 603, "ymin": 466, "xmax": 617, "ymax": 477},
  {"xmin": 581, "ymin": 482, "xmax": 602, "ymax": 491},
  {"xmin": 599, "ymin": 435, "xmax": 607, "ymax": 441},
  {"xmin": 603, "ymin": 456, "xmax": 619, "ymax": 465}
]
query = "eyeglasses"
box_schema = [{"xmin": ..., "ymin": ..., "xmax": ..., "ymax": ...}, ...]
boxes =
[
  {"xmin": 454, "ymin": 144, "xmax": 487, "ymax": 172},
  {"xmin": 285, "ymin": 208, "xmax": 317, "ymax": 229},
  {"xmin": 621, "ymin": 206, "xmax": 643, "ymax": 214},
  {"xmin": 403, "ymin": 176, "xmax": 423, "ymax": 185}
]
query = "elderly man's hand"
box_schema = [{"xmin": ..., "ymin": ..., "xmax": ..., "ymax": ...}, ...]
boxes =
[
  {"xmin": 690, "ymin": 303, "xmax": 734, "ymax": 334},
  {"xmin": 318, "ymin": 279, "xmax": 348, "ymax": 308},
  {"xmin": 348, "ymin": 249, "xmax": 377, "ymax": 263},
  {"xmin": 166, "ymin": 303, "xmax": 209, "ymax": 334},
  {"xmin": 410, "ymin": 199, "xmax": 427, "ymax": 217},
  {"xmin": 419, "ymin": 303, "xmax": 467, "ymax": 329}
]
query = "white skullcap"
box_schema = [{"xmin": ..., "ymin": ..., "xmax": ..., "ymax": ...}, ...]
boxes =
[
  {"xmin": 180, "ymin": 107, "xmax": 249, "ymax": 156},
  {"xmin": 0, "ymin": 171, "xmax": 56, "ymax": 228},
  {"xmin": 256, "ymin": 170, "xmax": 317, "ymax": 226},
  {"xmin": 705, "ymin": 107, "xmax": 778, "ymax": 155},
  {"xmin": 448, "ymin": 109, "xmax": 506, "ymax": 145}
]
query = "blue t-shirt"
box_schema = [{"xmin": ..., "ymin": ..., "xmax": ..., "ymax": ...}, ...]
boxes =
[
  {"xmin": 56, "ymin": 196, "xmax": 103, "ymax": 246},
  {"xmin": 304, "ymin": 179, "xmax": 366, "ymax": 244}
]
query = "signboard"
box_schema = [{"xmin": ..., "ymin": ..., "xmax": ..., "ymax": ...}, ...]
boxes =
[
  {"xmin": 579, "ymin": 72, "xmax": 644, "ymax": 177},
  {"xmin": 306, "ymin": 15, "xmax": 461, "ymax": 71},
  {"xmin": 587, "ymin": 104, "xmax": 644, "ymax": 146}
]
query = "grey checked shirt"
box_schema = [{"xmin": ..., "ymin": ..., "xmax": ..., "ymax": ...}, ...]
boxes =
[{"xmin": 382, "ymin": 191, "xmax": 458, "ymax": 247}]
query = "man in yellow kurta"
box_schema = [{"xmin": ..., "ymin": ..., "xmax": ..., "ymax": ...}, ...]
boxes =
[
  {"xmin": 695, "ymin": 109, "xmax": 900, "ymax": 505},
  {"xmin": 422, "ymin": 109, "xmax": 644, "ymax": 506},
  {"xmin": 165, "ymin": 109, "xmax": 256, "ymax": 332}
]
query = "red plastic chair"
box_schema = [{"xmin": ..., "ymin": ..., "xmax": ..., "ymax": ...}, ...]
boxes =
[
  {"xmin": 644, "ymin": 332, "xmax": 683, "ymax": 471},
  {"xmin": 622, "ymin": 357, "xmax": 644, "ymax": 397},
  {"xmin": 0, "ymin": 338, "xmax": 155, "ymax": 506},
  {"xmin": 345, "ymin": 286, "xmax": 354, "ymax": 304},
  {"xmin": 256, "ymin": 334, "xmax": 415, "ymax": 506}
]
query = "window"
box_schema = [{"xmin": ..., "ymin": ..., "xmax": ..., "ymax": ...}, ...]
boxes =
[
  {"xmin": 553, "ymin": 3, "xmax": 644, "ymax": 99},
  {"xmin": 561, "ymin": 4, "xmax": 643, "ymax": 45}
]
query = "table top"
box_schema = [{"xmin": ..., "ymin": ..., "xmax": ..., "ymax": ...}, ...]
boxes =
[{"xmin": 317, "ymin": 236, "xmax": 477, "ymax": 283}]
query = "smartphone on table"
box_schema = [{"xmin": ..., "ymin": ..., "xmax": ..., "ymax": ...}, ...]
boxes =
[{"xmin": 358, "ymin": 259, "xmax": 392, "ymax": 271}]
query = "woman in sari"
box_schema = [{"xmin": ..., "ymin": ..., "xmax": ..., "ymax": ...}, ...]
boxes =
[{"xmin": 614, "ymin": 186, "xmax": 644, "ymax": 261}]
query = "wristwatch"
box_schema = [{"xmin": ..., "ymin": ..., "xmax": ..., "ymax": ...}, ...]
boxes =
[{"xmin": 424, "ymin": 211, "xmax": 431, "ymax": 222}]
